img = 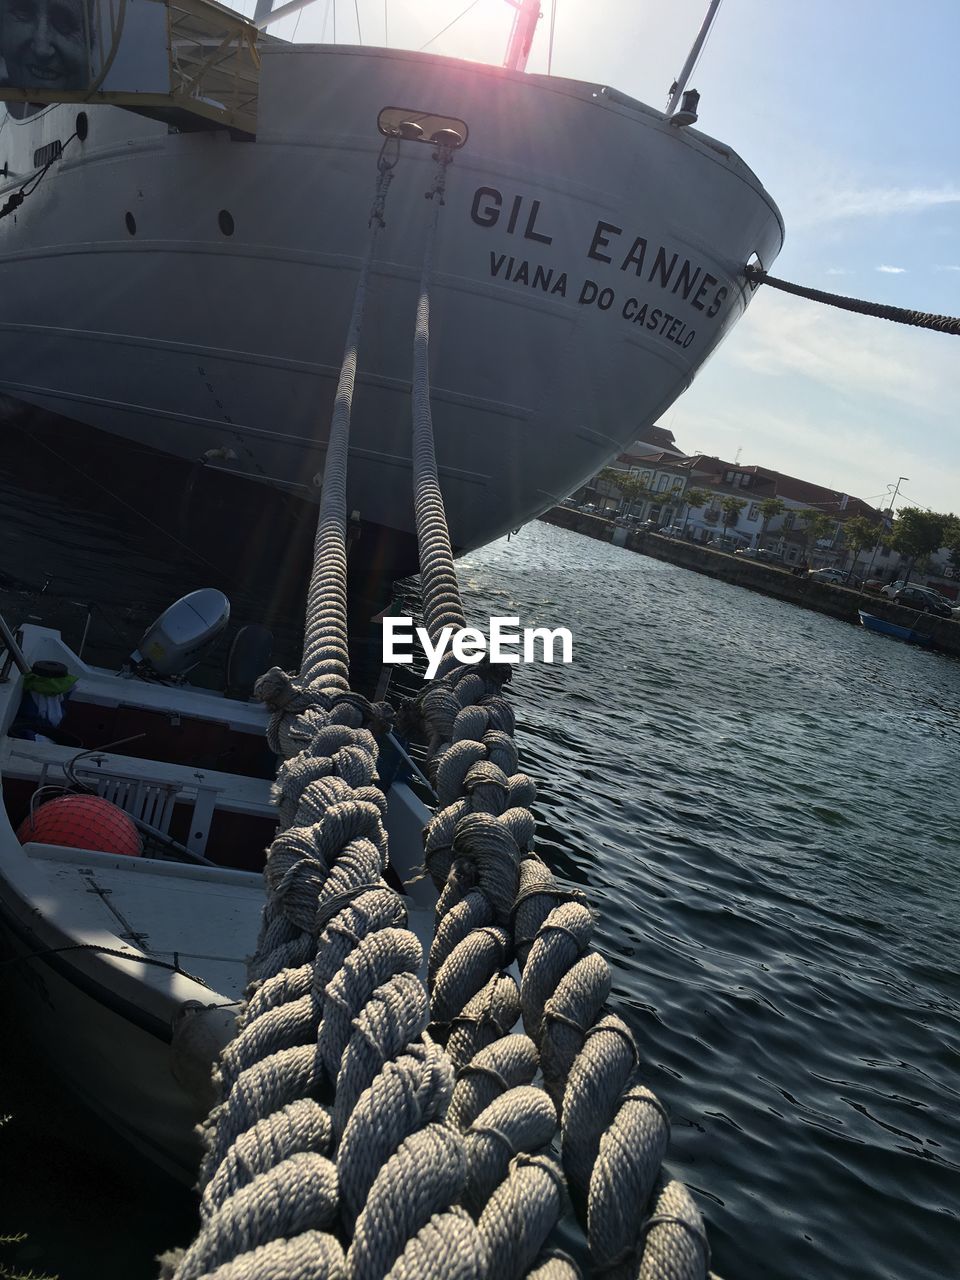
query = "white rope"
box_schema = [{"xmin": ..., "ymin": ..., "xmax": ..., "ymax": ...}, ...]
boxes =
[
  {"xmin": 411, "ymin": 144, "xmax": 467, "ymax": 671},
  {"xmin": 300, "ymin": 143, "xmax": 398, "ymax": 694},
  {"xmin": 164, "ymin": 144, "xmax": 475, "ymax": 1280},
  {"xmin": 408, "ymin": 149, "xmax": 713, "ymax": 1279},
  {"xmin": 409, "ymin": 148, "xmax": 574, "ymax": 1275}
]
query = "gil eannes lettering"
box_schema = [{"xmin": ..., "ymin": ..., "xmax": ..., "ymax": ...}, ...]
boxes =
[{"xmin": 469, "ymin": 187, "xmax": 730, "ymax": 344}]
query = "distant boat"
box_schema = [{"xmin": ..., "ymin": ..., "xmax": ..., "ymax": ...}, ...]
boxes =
[{"xmin": 858, "ymin": 610, "xmax": 933, "ymax": 647}]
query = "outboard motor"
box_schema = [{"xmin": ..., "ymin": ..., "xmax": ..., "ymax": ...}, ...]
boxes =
[
  {"xmin": 130, "ymin": 589, "xmax": 230, "ymax": 678},
  {"xmin": 225, "ymin": 624, "xmax": 274, "ymax": 699}
]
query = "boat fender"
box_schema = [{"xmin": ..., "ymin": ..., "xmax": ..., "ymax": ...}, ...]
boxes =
[
  {"xmin": 170, "ymin": 1001, "xmax": 239, "ymax": 1110},
  {"xmin": 17, "ymin": 794, "xmax": 142, "ymax": 856}
]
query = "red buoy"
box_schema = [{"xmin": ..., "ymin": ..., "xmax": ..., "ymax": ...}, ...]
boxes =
[{"xmin": 18, "ymin": 794, "xmax": 142, "ymax": 857}]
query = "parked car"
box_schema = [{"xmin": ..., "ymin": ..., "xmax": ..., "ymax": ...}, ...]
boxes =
[
  {"xmin": 659, "ymin": 524, "xmax": 685, "ymax": 538},
  {"xmin": 736, "ymin": 546, "xmax": 784, "ymax": 564},
  {"xmin": 560, "ymin": 497, "xmax": 578, "ymax": 509},
  {"xmin": 925, "ymin": 587, "xmax": 956, "ymax": 609},
  {"xmin": 579, "ymin": 503, "xmax": 598, "ymax": 513},
  {"xmin": 862, "ymin": 578, "xmax": 886, "ymax": 594},
  {"xmin": 890, "ymin": 586, "xmax": 953, "ymax": 617},
  {"xmin": 882, "ymin": 581, "xmax": 954, "ymax": 607},
  {"xmin": 637, "ymin": 519, "xmax": 659, "ymax": 531},
  {"xmin": 808, "ymin": 567, "xmax": 846, "ymax": 584},
  {"xmin": 706, "ymin": 537, "xmax": 740, "ymax": 553}
]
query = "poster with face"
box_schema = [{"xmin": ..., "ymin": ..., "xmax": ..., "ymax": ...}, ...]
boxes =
[
  {"xmin": 0, "ymin": 0, "xmax": 95, "ymax": 92},
  {"xmin": 0, "ymin": 0, "xmax": 170, "ymax": 98}
]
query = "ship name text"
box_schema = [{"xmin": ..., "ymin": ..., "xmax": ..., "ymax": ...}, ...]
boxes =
[{"xmin": 471, "ymin": 186, "xmax": 731, "ymax": 346}]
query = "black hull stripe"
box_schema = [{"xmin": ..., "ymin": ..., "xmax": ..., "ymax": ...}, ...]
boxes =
[{"xmin": 0, "ymin": 896, "xmax": 175, "ymax": 1044}]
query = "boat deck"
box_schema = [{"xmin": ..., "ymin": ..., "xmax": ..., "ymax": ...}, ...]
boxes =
[{"xmin": 20, "ymin": 842, "xmax": 263, "ymax": 999}]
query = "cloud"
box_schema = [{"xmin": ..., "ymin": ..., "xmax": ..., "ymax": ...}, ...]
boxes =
[
  {"xmin": 798, "ymin": 185, "xmax": 960, "ymax": 225},
  {"xmin": 876, "ymin": 264, "xmax": 906, "ymax": 274},
  {"xmin": 937, "ymin": 264, "xmax": 960, "ymax": 272},
  {"xmin": 825, "ymin": 267, "xmax": 851, "ymax": 276},
  {"xmin": 725, "ymin": 290, "xmax": 950, "ymax": 417},
  {"xmin": 667, "ymin": 291, "xmax": 960, "ymax": 514}
]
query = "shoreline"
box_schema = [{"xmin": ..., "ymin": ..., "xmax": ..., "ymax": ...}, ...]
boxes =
[{"xmin": 539, "ymin": 506, "xmax": 960, "ymax": 658}]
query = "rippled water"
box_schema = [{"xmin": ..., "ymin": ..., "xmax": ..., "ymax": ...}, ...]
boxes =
[
  {"xmin": 457, "ymin": 524, "xmax": 960, "ymax": 1280},
  {"xmin": 2, "ymin": 460, "xmax": 958, "ymax": 1278}
]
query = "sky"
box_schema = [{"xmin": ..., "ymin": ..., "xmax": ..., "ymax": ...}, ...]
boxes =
[{"xmin": 246, "ymin": 0, "xmax": 959, "ymax": 515}]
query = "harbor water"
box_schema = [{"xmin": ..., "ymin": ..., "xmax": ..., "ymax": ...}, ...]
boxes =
[{"xmin": 1, "ymin": 458, "xmax": 958, "ymax": 1278}]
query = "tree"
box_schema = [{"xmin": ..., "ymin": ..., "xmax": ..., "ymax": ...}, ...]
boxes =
[
  {"xmin": 839, "ymin": 514, "xmax": 883, "ymax": 582},
  {"xmin": 595, "ymin": 467, "xmax": 625, "ymax": 509},
  {"xmin": 801, "ymin": 509, "xmax": 835, "ymax": 551},
  {"xmin": 617, "ymin": 475, "xmax": 648, "ymax": 517},
  {"xmin": 888, "ymin": 508, "xmax": 956, "ymax": 586},
  {"xmin": 720, "ymin": 496, "xmax": 747, "ymax": 539},
  {"xmin": 680, "ymin": 487, "xmax": 711, "ymax": 536},
  {"xmin": 757, "ymin": 497, "xmax": 785, "ymax": 548}
]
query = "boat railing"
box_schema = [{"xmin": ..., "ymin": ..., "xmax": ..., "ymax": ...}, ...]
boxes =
[{"xmin": 0, "ymin": 614, "xmax": 29, "ymax": 683}]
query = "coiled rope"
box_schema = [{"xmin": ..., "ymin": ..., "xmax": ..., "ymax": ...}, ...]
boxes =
[
  {"xmin": 163, "ymin": 142, "xmax": 479, "ymax": 1280},
  {"xmin": 408, "ymin": 149, "xmax": 713, "ymax": 1279},
  {"xmin": 745, "ymin": 264, "xmax": 960, "ymax": 335},
  {"xmin": 408, "ymin": 145, "xmax": 575, "ymax": 1277}
]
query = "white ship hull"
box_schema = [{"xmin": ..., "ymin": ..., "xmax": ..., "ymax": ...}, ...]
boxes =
[{"xmin": 0, "ymin": 43, "xmax": 783, "ymax": 555}]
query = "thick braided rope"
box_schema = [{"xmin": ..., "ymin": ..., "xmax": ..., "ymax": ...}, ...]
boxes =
[
  {"xmin": 166, "ymin": 148, "xmax": 480, "ymax": 1280},
  {"xmin": 301, "ymin": 154, "xmax": 397, "ymax": 694},
  {"xmin": 746, "ymin": 265, "xmax": 960, "ymax": 335},
  {"xmin": 407, "ymin": 194, "xmax": 705, "ymax": 1258},
  {"xmin": 167, "ymin": 692, "xmax": 475, "ymax": 1278},
  {"xmin": 410, "ymin": 144, "xmax": 467, "ymax": 674},
  {"xmin": 408, "ymin": 148, "xmax": 571, "ymax": 1274},
  {"xmin": 413, "ymin": 664, "xmax": 710, "ymax": 1278}
]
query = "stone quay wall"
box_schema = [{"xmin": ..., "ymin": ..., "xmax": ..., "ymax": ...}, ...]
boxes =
[{"xmin": 539, "ymin": 507, "xmax": 960, "ymax": 658}]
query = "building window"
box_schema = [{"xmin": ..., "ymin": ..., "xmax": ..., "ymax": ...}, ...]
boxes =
[
  {"xmin": 641, "ymin": 471, "xmax": 652, "ymax": 487},
  {"xmin": 748, "ymin": 503, "xmax": 759, "ymax": 521},
  {"xmin": 784, "ymin": 512, "xmax": 795, "ymax": 530},
  {"xmin": 656, "ymin": 474, "xmax": 671, "ymax": 492}
]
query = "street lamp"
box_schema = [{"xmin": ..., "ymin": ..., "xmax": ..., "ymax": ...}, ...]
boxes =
[
  {"xmin": 865, "ymin": 476, "xmax": 910, "ymax": 580},
  {"xmin": 890, "ymin": 476, "xmax": 910, "ymax": 511}
]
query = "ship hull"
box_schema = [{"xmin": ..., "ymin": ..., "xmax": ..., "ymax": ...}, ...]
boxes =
[{"xmin": 0, "ymin": 44, "xmax": 783, "ymax": 554}]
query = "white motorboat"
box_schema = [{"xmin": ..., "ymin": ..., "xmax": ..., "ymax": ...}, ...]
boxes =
[
  {"xmin": 0, "ymin": 0, "xmax": 784, "ymax": 581},
  {"xmin": 0, "ymin": 598, "xmax": 436, "ymax": 1180}
]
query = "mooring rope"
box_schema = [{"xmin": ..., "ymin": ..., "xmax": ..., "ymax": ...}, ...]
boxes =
[
  {"xmin": 408, "ymin": 146, "xmax": 575, "ymax": 1275},
  {"xmin": 745, "ymin": 265, "xmax": 960, "ymax": 335},
  {"xmin": 407, "ymin": 149, "xmax": 712, "ymax": 1278},
  {"xmin": 298, "ymin": 147, "xmax": 397, "ymax": 697},
  {"xmin": 411, "ymin": 145, "xmax": 467, "ymax": 669},
  {"xmin": 163, "ymin": 143, "xmax": 477, "ymax": 1280},
  {"xmin": 166, "ymin": 132, "xmax": 721, "ymax": 1280}
]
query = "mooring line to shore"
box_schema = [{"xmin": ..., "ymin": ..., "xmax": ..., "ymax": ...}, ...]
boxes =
[{"xmin": 745, "ymin": 266, "xmax": 960, "ymax": 335}]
